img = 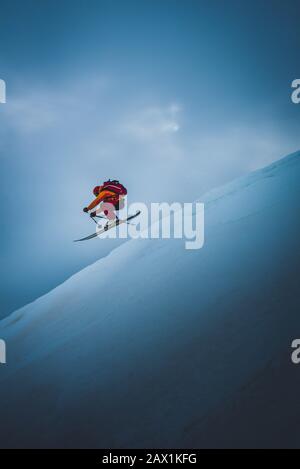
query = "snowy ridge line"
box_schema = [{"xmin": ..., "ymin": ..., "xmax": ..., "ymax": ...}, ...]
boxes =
[
  {"xmin": 1, "ymin": 150, "xmax": 299, "ymax": 328},
  {"xmin": 199, "ymin": 150, "xmax": 300, "ymax": 207}
]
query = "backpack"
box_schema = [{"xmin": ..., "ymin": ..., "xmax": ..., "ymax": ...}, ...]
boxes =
[{"xmin": 102, "ymin": 180, "xmax": 127, "ymax": 196}]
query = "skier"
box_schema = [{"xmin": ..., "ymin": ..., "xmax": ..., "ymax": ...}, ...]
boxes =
[
  {"xmin": 75, "ymin": 180, "xmax": 140, "ymax": 241},
  {"xmin": 83, "ymin": 180, "xmax": 127, "ymax": 222}
]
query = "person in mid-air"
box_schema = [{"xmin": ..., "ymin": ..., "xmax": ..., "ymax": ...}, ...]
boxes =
[{"xmin": 83, "ymin": 179, "xmax": 127, "ymax": 222}]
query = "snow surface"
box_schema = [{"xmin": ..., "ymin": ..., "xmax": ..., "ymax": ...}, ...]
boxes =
[{"xmin": 0, "ymin": 151, "xmax": 300, "ymax": 448}]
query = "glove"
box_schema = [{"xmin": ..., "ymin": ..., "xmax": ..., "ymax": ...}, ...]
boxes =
[
  {"xmin": 90, "ymin": 211, "xmax": 97, "ymax": 218},
  {"xmin": 83, "ymin": 207, "xmax": 89, "ymax": 213}
]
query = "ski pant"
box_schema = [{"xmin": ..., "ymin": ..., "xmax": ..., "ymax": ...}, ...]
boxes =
[{"xmin": 94, "ymin": 202, "xmax": 117, "ymax": 220}]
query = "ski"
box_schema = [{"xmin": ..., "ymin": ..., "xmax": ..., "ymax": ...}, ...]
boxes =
[{"xmin": 74, "ymin": 210, "xmax": 141, "ymax": 242}]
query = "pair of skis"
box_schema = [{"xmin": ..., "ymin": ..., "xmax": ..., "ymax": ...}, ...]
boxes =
[{"xmin": 74, "ymin": 210, "xmax": 141, "ymax": 242}]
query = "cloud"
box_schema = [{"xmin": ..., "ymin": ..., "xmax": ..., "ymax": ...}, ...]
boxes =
[
  {"xmin": 1, "ymin": 75, "xmax": 109, "ymax": 134},
  {"xmin": 120, "ymin": 104, "xmax": 181, "ymax": 141},
  {"xmin": 1, "ymin": 74, "xmax": 299, "ymax": 201}
]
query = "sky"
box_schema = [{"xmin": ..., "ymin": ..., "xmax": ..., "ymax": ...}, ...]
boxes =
[{"xmin": 0, "ymin": 0, "xmax": 299, "ymax": 318}]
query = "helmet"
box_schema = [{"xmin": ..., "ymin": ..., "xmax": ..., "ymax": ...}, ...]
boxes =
[{"xmin": 93, "ymin": 185, "xmax": 102, "ymax": 197}]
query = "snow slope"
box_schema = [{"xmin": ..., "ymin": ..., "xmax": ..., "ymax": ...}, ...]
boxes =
[{"xmin": 0, "ymin": 151, "xmax": 300, "ymax": 448}]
